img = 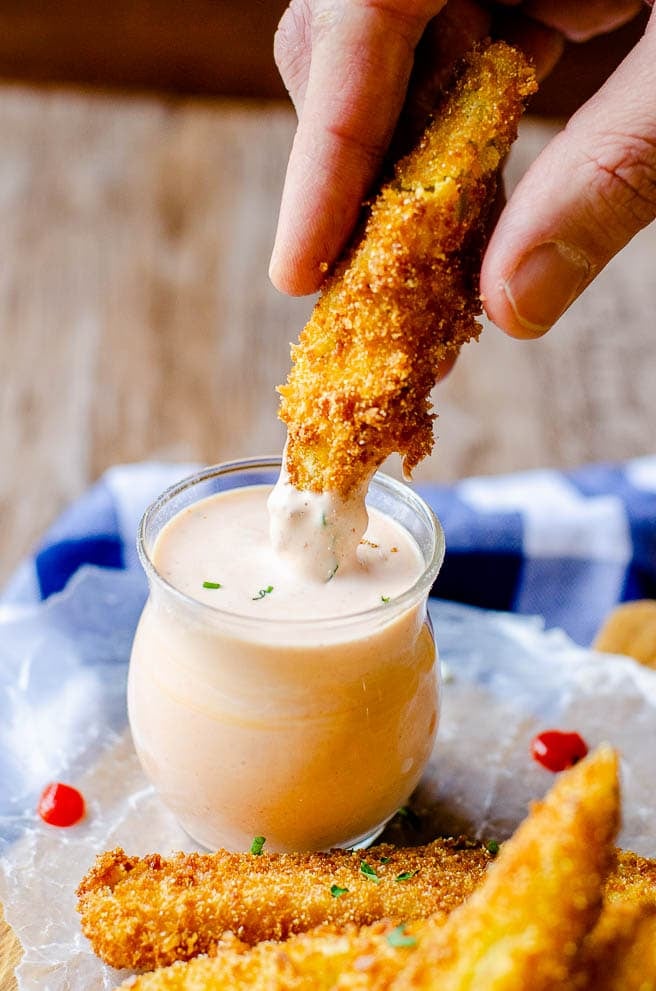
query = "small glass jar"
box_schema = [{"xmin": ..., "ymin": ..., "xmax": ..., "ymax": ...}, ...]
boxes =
[{"xmin": 128, "ymin": 457, "xmax": 445, "ymax": 852}]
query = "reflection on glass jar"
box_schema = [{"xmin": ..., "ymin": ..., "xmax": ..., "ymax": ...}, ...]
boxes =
[{"xmin": 128, "ymin": 458, "xmax": 445, "ymax": 852}]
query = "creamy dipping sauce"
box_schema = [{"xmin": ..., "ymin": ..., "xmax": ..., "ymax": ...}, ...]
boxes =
[
  {"xmin": 268, "ymin": 463, "xmax": 371, "ymax": 583},
  {"xmin": 156, "ymin": 485, "xmax": 423, "ymax": 619},
  {"xmin": 128, "ymin": 476, "xmax": 440, "ymax": 852}
]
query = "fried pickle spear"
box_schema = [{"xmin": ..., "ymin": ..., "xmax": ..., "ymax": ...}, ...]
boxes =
[
  {"xmin": 114, "ymin": 918, "xmax": 426, "ymax": 991},
  {"xmin": 112, "ymin": 747, "xmax": 621, "ymax": 991},
  {"xmin": 568, "ymin": 900, "xmax": 656, "ymax": 991},
  {"xmin": 593, "ymin": 599, "xmax": 656, "ymax": 669},
  {"xmin": 389, "ymin": 744, "xmax": 620, "ymax": 990},
  {"xmin": 77, "ymin": 838, "xmax": 490, "ymax": 971},
  {"xmin": 278, "ymin": 42, "xmax": 537, "ymax": 497},
  {"xmin": 78, "ymin": 828, "xmax": 656, "ymax": 974}
]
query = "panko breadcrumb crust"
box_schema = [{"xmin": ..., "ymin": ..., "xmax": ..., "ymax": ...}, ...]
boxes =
[
  {"xmin": 91, "ymin": 748, "xmax": 656, "ymax": 990},
  {"xmin": 76, "ymin": 838, "xmax": 490, "ymax": 972},
  {"xmin": 279, "ymin": 41, "xmax": 537, "ymax": 496},
  {"xmin": 76, "ymin": 835, "xmax": 656, "ymax": 974}
]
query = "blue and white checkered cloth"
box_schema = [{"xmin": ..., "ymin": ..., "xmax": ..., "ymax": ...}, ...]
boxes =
[{"xmin": 2, "ymin": 457, "xmax": 656, "ymax": 646}]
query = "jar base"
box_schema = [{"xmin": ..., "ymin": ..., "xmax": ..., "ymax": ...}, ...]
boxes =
[{"xmin": 179, "ymin": 815, "xmax": 392, "ymax": 854}]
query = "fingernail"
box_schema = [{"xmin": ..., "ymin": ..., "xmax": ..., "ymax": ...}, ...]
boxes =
[{"xmin": 503, "ymin": 241, "xmax": 590, "ymax": 336}]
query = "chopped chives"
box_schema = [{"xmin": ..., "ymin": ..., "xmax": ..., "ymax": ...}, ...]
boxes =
[
  {"xmin": 360, "ymin": 860, "xmax": 381, "ymax": 883},
  {"xmin": 252, "ymin": 585, "xmax": 274, "ymax": 601},
  {"xmin": 395, "ymin": 870, "xmax": 419, "ymax": 882},
  {"xmin": 250, "ymin": 835, "xmax": 266, "ymax": 855}
]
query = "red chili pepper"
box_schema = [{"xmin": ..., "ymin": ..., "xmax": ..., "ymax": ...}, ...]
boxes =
[
  {"xmin": 37, "ymin": 782, "xmax": 85, "ymax": 827},
  {"xmin": 531, "ymin": 730, "xmax": 589, "ymax": 773}
]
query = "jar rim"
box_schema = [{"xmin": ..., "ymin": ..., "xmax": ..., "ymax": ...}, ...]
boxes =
[{"xmin": 137, "ymin": 456, "xmax": 445, "ymax": 631}]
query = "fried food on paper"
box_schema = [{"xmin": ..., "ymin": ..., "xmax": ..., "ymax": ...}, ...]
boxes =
[
  {"xmin": 77, "ymin": 838, "xmax": 490, "ymax": 971},
  {"xmin": 78, "ymin": 818, "xmax": 656, "ymax": 976},
  {"xmin": 112, "ymin": 747, "xmax": 621, "ymax": 990},
  {"xmin": 115, "ymin": 917, "xmax": 428, "ymax": 991},
  {"xmin": 278, "ymin": 42, "xmax": 537, "ymax": 497},
  {"xmin": 390, "ymin": 745, "xmax": 620, "ymax": 991},
  {"xmin": 594, "ymin": 599, "xmax": 656, "ymax": 669}
]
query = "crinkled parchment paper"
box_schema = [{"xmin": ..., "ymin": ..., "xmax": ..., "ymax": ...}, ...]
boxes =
[{"xmin": 1, "ymin": 566, "xmax": 655, "ymax": 991}]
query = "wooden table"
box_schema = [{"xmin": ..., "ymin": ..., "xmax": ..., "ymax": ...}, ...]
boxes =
[{"xmin": 1, "ymin": 83, "xmax": 655, "ymax": 989}]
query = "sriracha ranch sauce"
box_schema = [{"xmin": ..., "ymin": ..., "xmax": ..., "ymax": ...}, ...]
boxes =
[{"xmin": 128, "ymin": 470, "xmax": 442, "ymax": 852}]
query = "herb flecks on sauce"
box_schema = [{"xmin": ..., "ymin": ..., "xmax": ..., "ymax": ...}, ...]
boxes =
[
  {"xmin": 330, "ymin": 884, "xmax": 349, "ymax": 898},
  {"xmin": 252, "ymin": 585, "xmax": 274, "ymax": 601}
]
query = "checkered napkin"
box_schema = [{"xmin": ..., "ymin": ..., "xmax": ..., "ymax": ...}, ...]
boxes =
[{"xmin": 3, "ymin": 457, "xmax": 656, "ymax": 645}]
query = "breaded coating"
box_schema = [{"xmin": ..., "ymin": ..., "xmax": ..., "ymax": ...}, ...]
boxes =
[
  {"xmin": 568, "ymin": 900, "xmax": 656, "ymax": 990},
  {"xmin": 115, "ymin": 918, "xmax": 428, "ymax": 991},
  {"xmin": 77, "ymin": 838, "xmax": 490, "ymax": 972},
  {"xmin": 278, "ymin": 42, "xmax": 537, "ymax": 496},
  {"xmin": 389, "ymin": 745, "xmax": 620, "ymax": 990},
  {"xmin": 111, "ymin": 747, "xmax": 623, "ymax": 991},
  {"xmin": 593, "ymin": 599, "xmax": 656, "ymax": 668},
  {"xmin": 78, "ymin": 834, "xmax": 656, "ymax": 975},
  {"xmin": 607, "ymin": 848, "xmax": 656, "ymax": 903}
]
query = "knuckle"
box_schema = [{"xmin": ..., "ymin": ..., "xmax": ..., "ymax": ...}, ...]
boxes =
[
  {"xmin": 583, "ymin": 131, "xmax": 656, "ymax": 237},
  {"xmin": 274, "ymin": 0, "xmax": 311, "ymax": 76}
]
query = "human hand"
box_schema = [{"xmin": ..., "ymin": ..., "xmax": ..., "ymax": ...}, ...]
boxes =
[
  {"xmin": 482, "ymin": 0, "xmax": 654, "ymax": 338},
  {"xmin": 270, "ymin": 0, "xmax": 652, "ymax": 343}
]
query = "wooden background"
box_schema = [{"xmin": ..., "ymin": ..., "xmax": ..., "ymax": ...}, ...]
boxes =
[
  {"xmin": 1, "ymin": 103, "xmax": 655, "ymax": 592},
  {"xmin": 1, "ymin": 7, "xmax": 655, "ymax": 989}
]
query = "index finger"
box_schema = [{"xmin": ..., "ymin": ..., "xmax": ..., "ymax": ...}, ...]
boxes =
[{"xmin": 269, "ymin": 1, "xmax": 445, "ymax": 296}]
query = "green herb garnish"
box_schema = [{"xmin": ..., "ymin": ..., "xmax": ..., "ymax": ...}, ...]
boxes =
[
  {"xmin": 326, "ymin": 563, "xmax": 339, "ymax": 582},
  {"xmin": 360, "ymin": 860, "xmax": 381, "ymax": 884},
  {"xmin": 380, "ymin": 856, "xmax": 390, "ymax": 864},
  {"xmin": 486, "ymin": 839, "xmax": 500, "ymax": 856},
  {"xmin": 250, "ymin": 835, "xmax": 266, "ymax": 855},
  {"xmin": 252, "ymin": 585, "xmax": 274, "ymax": 601},
  {"xmin": 202, "ymin": 580, "xmax": 222, "ymax": 590},
  {"xmin": 395, "ymin": 869, "xmax": 419, "ymax": 882},
  {"xmin": 387, "ymin": 923, "xmax": 417, "ymax": 948},
  {"xmin": 330, "ymin": 884, "xmax": 349, "ymax": 898},
  {"xmin": 321, "ymin": 512, "xmax": 327, "ymax": 527},
  {"xmin": 381, "ymin": 595, "xmax": 391, "ymax": 603}
]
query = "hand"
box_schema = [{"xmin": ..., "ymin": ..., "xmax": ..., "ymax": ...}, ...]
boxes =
[
  {"xmin": 270, "ymin": 0, "xmax": 653, "ymax": 344},
  {"xmin": 482, "ymin": 0, "xmax": 654, "ymax": 338}
]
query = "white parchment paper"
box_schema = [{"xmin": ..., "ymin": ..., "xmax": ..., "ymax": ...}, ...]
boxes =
[{"xmin": 1, "ymin": 566, "xmax": 655, "ymax": 991}]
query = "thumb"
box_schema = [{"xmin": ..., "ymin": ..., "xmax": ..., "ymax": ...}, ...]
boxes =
[{"xmin": 481, "ymin": 10, "xmax": 656, "ymax": 338}]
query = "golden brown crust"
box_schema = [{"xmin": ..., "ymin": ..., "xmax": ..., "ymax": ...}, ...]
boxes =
[
  {"xmin": 108, "ymin": 748, "xmax": 653, "ymax": 991},
  {"xmin": 568, "ymin": 901, "xmax": 656, "ymax": 991},
  {"xmin": 391, "ymin": 745, "xmax": 620, "ymax": 990},
  {"xmin": 593, "ymin": 599, "xmax": 656, "ymax": 669},
  {"xmin": 76, "ymin": 838, "xmax": 491, "ymax": 972},
  {"xmin": 114, "ymin": 917, "xmax": 427, "ymax": 991},
  {"xmin": 278, "ymin": 41, "xmax": 537, "ymax": 496},
  {"xmin": 608, "ymin": 848, "xmax": 656, "ymax": 902},
  {"xmin": 76, "ymin": 833, "xmax": 656, "ymax": 975}
]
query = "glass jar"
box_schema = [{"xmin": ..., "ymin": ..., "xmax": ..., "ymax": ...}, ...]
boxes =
[{"xmin": 128, "ymin": 457, "xmax": 445, "ymax": 852}]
